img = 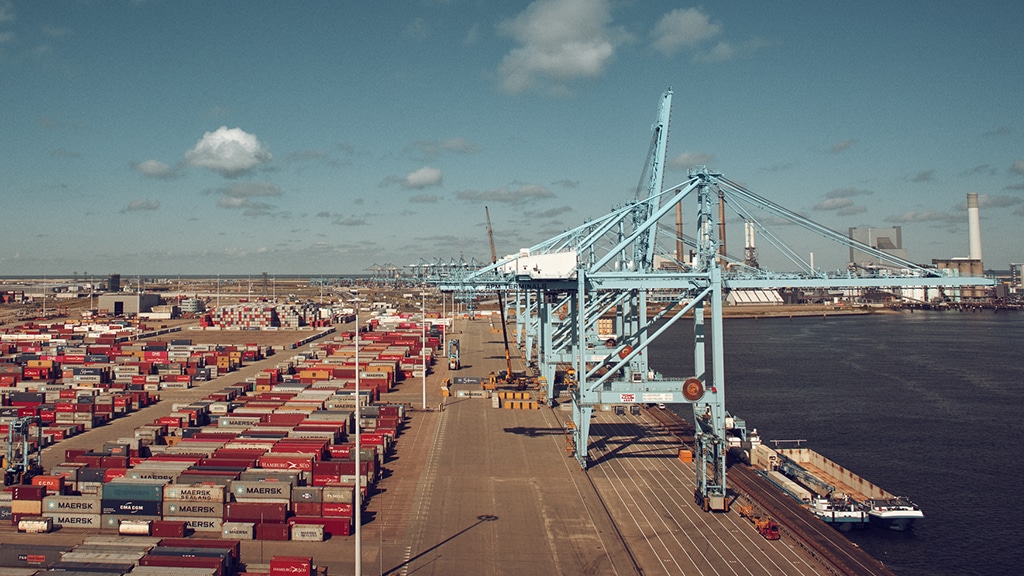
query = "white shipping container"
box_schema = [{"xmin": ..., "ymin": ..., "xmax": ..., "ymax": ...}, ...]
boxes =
[
  {"xmin": 221, "ymin": 521, "xmax": 255, "ymax": 539},
  {"xmin": 42, "ymin": 511, "xmax": 102, "ymax": 528},
  {"xmin": 291, "ymin": 523, "xmax": 324, "ymax": 541},
  {"xmin": 164, "ymin": 516, "xmax": 223, "ymax": 532}
]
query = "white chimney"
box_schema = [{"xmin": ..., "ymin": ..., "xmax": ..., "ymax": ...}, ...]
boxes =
[{"xmin": 967, "ymin": 192, "xmax": 982, "ymax": 260}]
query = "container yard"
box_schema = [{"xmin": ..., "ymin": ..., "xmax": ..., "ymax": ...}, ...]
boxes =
[{"xmin": 0, "ymin": 297, "xmax": 899, "ymax": 576}]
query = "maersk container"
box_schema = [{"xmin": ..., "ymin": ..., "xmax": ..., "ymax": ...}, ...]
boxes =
[
  {"xmin": 221, "ymin": 521, "xmax": 255, "ymax": 540},
  {"xmin": 162, "ymin": 501, "xmax": 224, "ymax": 518},
  {"xmin": 41, "ymin": 511, "xmax": 102, "ymax": 528},
  {"xmin": 43, "ymin": 494, "xmax": 101, "ymax": 514},
  {"xmin": 160, "ymin": 516, "xmax": 224, "ymax": 533},
  {"xmin": 230, "ymin": 480, "xmax": 291, "ymax": 500},
  {"xmin": 163, "ymin": 484, "xmax": 226, "ymax": 502},
  {"xmin": 290, "ymin": 523, "xmax": 324, "ymax": 542}
]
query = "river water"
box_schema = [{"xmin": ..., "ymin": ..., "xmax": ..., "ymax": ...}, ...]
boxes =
[{"xmin": 647, "ymin": 309, "xmax": 1024, "ymax": 576}]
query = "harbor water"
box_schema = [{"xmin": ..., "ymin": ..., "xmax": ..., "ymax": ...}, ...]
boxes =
[{"xmin": 649, "ymin": 309, "xmax": 1024, "ymax": 576}]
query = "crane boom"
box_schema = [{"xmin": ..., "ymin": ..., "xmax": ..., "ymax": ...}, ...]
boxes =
[{"xmin": 485, "ymin": 207, "xmax": 515, "ymax": 384}]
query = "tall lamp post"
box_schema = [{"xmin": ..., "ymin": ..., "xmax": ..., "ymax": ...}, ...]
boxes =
[
  {"xmin": 349, "ymin": 292, "xmax": 363, "ymax": 576},
  {"xmin": 421, "ymin": 293, "xmax": 427, "ymax": 411}
]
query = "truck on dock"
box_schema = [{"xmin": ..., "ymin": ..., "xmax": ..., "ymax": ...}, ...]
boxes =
[{"xmin": 737, "ymin": 504, "xmax": 781, "ymax": 540}]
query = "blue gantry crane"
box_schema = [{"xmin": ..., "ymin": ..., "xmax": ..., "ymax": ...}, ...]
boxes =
[{"xmin": 432, "ymin": 89, "xmax": 993, "ymax": 512}]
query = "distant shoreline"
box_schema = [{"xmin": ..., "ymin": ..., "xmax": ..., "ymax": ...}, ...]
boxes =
[{"xmin": 719, "ymin": 304, "xmax": 897, "ymax": 319}]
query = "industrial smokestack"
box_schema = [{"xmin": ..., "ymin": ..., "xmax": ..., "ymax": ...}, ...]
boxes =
[{"xmin": 967, "ymin": 192, "xmax": 982, "ymax": 260}]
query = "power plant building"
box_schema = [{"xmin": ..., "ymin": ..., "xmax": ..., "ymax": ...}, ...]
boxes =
[{"xmin": 848, "ymin": 226, "xmax": 907, "ymax": 269}]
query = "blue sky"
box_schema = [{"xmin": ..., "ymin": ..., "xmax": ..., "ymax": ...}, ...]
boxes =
[{"xmin": 1, "ymin": 0, "xmax": 1021, "ymax": 276}]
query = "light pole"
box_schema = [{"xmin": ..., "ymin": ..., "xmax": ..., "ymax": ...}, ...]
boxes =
[
  {"xmin": 421, "ymin": 293, "xmax": 427, "ymax": 411},
  {"xmin": 349, "ymin": 291, "xmax": 363, "ymax": 576}
]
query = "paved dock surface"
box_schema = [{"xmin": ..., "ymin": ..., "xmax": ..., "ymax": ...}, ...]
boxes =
[{"xmin": 7, "ymin": 316, "xmax": 899, "ymax": 576}]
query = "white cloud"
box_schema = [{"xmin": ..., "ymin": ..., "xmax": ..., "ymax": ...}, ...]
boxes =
[
  {"xmin": 667, "ymin": 151, "xmax": 715, "ymax": 170},
  {"xmin": 974, "ymin": 194, "xmax": 1023, "ymax": 209},
  {"xmin": 122, "ymin": 198, "xmax": 160, "ymax": 213},
  {"xmin": 0, "ymin": 1, "xmax": 14, "ymax": 24},
  {"xmin": 221, "ymin": 181, "xmax": 281, "ymax": 198},
  {"xmin": 184, "ymin": 126, "xmax": 271, "ymax": 178},
  {"xmin": 497, "ymin": 0, "xmax": 620, "ymax": 94},
  {"xmin": 910, "ymin": 170, "xmax": 935, "ymax": 183},
  {"xmin": 885, "ymin": 211, "xmax": 950, "ymax": 223},
  {"xmin": 825, "ymin": 187, "xmax": 872, "ymax": 199},
  {"xmin": 814, "ymin": 198, "xmax": 853, "ymax": 211},
  {"xmin": 411, "ymin": 137, "xmax": 480, "ymax": 158},
  {"xmin": 133, "ymin": 159, "xmax": 174, "ymax": 179},
  {"xmin": 456, "ymin": 184, "xmax": 554, "ymax": 205},
  {"xmin": 215, "ymin": 181, "xmax": 281, "ymax": 216},
  {"xmin": 651, "ymin": 8, "xmax": 721, "ymax": 56},
  {"xmin": 829, "ymin": 139, "xmax": 857, "ymax": 154},
  {"xmin": 410, "ymin": 194, "xmax": 440, "ymax": 203},
  {"xmin": 402, "ymin": 166, "xmax": 443, "ymax": 189},
  {"xmin": 1010, "ymin": 160, "xmax": 1024, "ymax": 175}
]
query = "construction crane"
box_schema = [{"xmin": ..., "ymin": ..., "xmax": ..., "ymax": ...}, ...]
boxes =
[
  {"xmin": 4, "ymin": 416, "xmax": 42, "ymax": 486},
  {"xmin": 485, "ymin": 207, "xmax": 517, "ymax": 388}
]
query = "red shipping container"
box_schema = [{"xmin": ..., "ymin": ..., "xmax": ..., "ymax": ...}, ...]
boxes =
[
  {"xmin": 256, "ymin": 522, "xmax": 290, "ymax": 541},
  {"xmin": 30, "ymin": 475, "xmax": 64, "ymax": 494},
  {"xmin": 139, "ymin": 554, "xmax": 223, "ymax": 576},
  {"xmin": 257, "ymin": 455, "xmax": 313, "ymax": 471},
  {"xmin": 270, "ymin": 556, "xmax": 313, "ymax": 576},
  {"xmin": 225, "ymin": 502, "xmax": 288, "ymax": 523},
  {"xmin": 321, "ymin": 502, "xmax": 353, "ymax": 517},
  {"xmin": 11, "ymin": 485, "xmax": 45, "ymax": 500},
  {"xmin": 104, "ymin": 468, "xmax": 129, "ymax": 481},
  {"xmin": 291, "ymin": 502, "xmax": 321, "ymax": 516},
  {"xmin": 151, "ymin": 520, "xmax": 186, "ymax": 538}
]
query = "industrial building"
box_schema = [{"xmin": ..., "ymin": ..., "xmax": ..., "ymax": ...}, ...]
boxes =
[
  {"xmin": 96, "ymin": 293, "xmax": 161, "ymax": 316},
  {"xmin": 848, "ymin": 226, "xmax": 908, "ymax": 269}
]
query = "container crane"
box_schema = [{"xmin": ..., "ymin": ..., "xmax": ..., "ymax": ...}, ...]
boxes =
[
  {"xmin": 4, "ymin": 416, "xmax": 42, "ymax": 486},
  {"xmin": 431, "ymin": 88, "xmax": 993, "ymax": 513}
]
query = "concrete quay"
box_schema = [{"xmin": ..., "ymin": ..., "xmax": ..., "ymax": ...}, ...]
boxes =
[{"xmin": 4, "ymin": 316, "xmax": 895, "ymax": 576}]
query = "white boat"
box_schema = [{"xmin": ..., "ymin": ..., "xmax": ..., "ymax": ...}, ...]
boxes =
[
  {"xmin": 809, "ymin": 495, "xmax": 868, "ymax": 531},
  {"xmin": 867, "ymin": 497, "xmax": 924, "ymax": 531}
]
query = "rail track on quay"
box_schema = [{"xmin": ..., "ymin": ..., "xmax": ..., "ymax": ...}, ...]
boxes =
[{"xmin": 645, "ymin": 408, "xmax": 897, "ymax": 576}]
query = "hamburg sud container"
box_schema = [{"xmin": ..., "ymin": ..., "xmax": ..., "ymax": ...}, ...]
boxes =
[{"xmin": 270, "ymin": 555, "xmax": 314, "ymax": 576}]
